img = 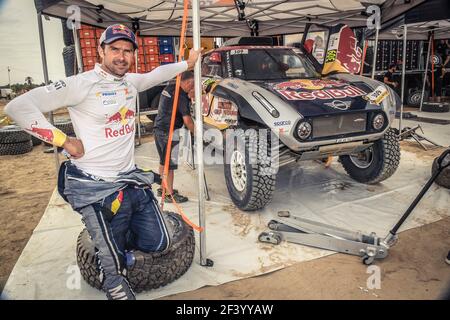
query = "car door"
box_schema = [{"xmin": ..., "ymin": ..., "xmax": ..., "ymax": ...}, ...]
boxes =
[
  {"xmin": 201, "ymin": 52, "xmax": 224, "ymax": 117},
  {"xmin": 301, "ymin": 23, "xmax": 363, "ymax": 76}
]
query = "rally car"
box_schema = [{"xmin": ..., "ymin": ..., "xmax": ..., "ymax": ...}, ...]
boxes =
[{"xmin": 197, "ymin": 24, "xmax": 401, "ymax": 211}]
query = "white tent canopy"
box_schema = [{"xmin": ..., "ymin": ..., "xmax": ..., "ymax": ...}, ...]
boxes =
[
  {"xmin": 35, "ymin": 0, "xmax": 426, "ymax": 37},
  {"xmin": 374, "ymin": 19, "xmax": 450, "ymax": 40}
]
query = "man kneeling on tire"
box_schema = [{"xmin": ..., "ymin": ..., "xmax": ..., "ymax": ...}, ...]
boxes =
[{"xmin": 5, "ymin": 24, "xmax": 200, "ymax": 300}]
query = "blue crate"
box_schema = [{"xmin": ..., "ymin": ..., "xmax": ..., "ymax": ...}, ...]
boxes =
[
  {"xmin": 159, "ymin": 37, "xmax": 173, "ymax": 46},
  {"xmin": 159, "ymin": 45, "xmax": 174, "ymax": 54}
]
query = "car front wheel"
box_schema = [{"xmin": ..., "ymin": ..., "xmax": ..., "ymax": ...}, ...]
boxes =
[
  {"xmin": 224, "ymin": 130, "xmax": 276, "ymax": 211},
  {"xmin": 339, "ymin": 128, "xmax": 400, "ymax": 184}
]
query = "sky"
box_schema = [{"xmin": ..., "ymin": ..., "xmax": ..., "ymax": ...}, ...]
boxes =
[{"xmin": 0, "ymin": 0, "xmax": 66, "ymax": 86}]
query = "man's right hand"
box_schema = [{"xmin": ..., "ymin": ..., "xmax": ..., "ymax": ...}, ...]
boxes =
[
  {"xmin": 63, "ymin": 136, "xmax": 84, "ymax": 159},
  {"xmin": 186, "ymin": 48, "xmax": 203, "ymax": 70}
]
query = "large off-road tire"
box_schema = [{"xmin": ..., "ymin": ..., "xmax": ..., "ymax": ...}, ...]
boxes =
[
  {"xmin": 30, "ymin": 135, "xmax": 42, "ymax": 146},
  {"xmin": 61, "ymin": 19, "xmax": 74, "ymax": 46},
  {"xmin": 0, "ymin": 140, "xmax": 33, "ymax": 156},
  {"xmin": 76, "ymin": 212, "xmax": 195, "ymax": 293},
  {"xmin": 407, "ymin": 89, "xmax": 428, "ymax": 107},
  {"xmin": 63, "ymin": 45, "xmax": 76, "ymax": 77},
  {"xmin": 145, "ymin": 96, "xmax": 160, "ymax": 122},
  {"xmin": 340, "ymin": 128, "xmax": 400, "ymax": 184},
  {"xmin": 42, "ymin": 120, "xmax": 74, "ymax": 147},
  {"xmin": 421, "ymin": 102, "xmax": 450, "ymax": 113},
  {"xmin": 54, "ymin": 120, "xmax": 74, "ymax": 135},
  {"xmin": 432, "ymin": 157, "xmax": 450, "ymax": 189},
  {"xmin": 224, "ymin": 129, "xmax": 276, "ymax": 211},
  {"xmin": 0, "ymin": 125, "xmax": 31, "ymax": 144}
]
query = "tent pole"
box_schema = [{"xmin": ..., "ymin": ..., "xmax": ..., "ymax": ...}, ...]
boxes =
[
  {"xmin": 37, "ymin": 12, "xmax": 59, "ymax": 171},
  {"xmin": 399, "ymin": 24, "xmax": 407, "ymax": 135},
  {"xmin": 371, "ymin": 27, "xmax": 379, "ymax": 79},
  {"xmin": 135, "ymin": 32, "xmax": 142, "ymax": 146},
  {"xmin": 192, "ymin": 0, "xmax": 209, "ymax": 266},
  {"xmin": 419, "ymin": 33, "xmax": 431, "ymax": 112},
  {"xmin": 72, "ymin": 22, "xmax": 83, "ymax": 74}
]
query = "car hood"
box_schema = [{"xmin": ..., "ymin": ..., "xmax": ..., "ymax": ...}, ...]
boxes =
[{"xmin": 253, "ymin": 78, "xmax": 379, "ymax": 117}]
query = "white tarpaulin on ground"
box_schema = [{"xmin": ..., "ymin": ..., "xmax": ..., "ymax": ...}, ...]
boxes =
[{"xmin": 2, "ymin": 140, "xmax": 449, "ymax": 300}]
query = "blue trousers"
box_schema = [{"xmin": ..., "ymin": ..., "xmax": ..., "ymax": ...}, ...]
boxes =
[{"xmin": 80, "ymin": 186, "xmax": 171, "ymax": 293}]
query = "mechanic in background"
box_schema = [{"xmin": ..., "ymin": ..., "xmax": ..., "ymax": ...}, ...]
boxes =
[
  {"xmin": 384, "ymin": 64, "xmax": 399, "ymax": 90},
  {"xmin": 154, "ymin": 71, "xmax": 195, "ymax": 203}
]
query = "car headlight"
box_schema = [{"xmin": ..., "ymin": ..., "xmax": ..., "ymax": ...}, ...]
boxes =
[
  {"xmin": 296, "ymin": 121, "xmax": 312, "ymax": 140},
  {"xmin": 372, "ymin": 113, "xmax": 385, "ymax": 130}
]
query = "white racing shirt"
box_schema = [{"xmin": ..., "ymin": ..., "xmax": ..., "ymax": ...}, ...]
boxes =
[{"xmin": 5, "ymin": 62, "xmax": 188, "ymax": 178}]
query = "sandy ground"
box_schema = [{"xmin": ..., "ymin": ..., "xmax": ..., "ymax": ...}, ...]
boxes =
[{"xmin": 0, "ymin": 99, "xmax": 449, "ymax": 299}]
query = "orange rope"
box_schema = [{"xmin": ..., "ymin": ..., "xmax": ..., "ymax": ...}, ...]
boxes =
[
  {"xmin": 360, "ymin": 40, "xmax": 368, "ymax": 76},
  {"xmin": 160, "ymin": 0, "xmax": 203, "ymax": 232}
]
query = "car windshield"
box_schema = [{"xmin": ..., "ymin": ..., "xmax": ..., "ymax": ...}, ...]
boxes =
[{"xmin": 230, "ymin": 48, "xmax": 320, "ymax": 81}]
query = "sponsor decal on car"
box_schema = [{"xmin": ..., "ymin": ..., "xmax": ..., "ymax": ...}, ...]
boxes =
[
  {"xmin": 276, "ymin": 85, "xmax": 367, "ymax": 101},
  {"xmin": 363, "ymin": 85, "xmax": 389, "ymax": 105},
  {"xmin": 230, "ymin": 49, "xmax": 248, "ymax": 55},
  {"xmin": 325, "ymin": 49, "xmax": 337, "ymax": 63},
  {"xmin": 322, "ymin": 25, "xmax": 362, "ymax": 75},
  {"xmin": 226, "ymin": 52, "xmax": 232, "ymax": 78},
  {"xmin": 209, "ymin": 98, "xmax": 238, "ymax": 126},
  {"xmin": 273, "ymin": 79, "xmax": 347, "ymax": 91},
  {"xmin": 274, "ymin": 120, "xmax": 292, "ymax": 134},
  {"xmin": 273, "ymin": 120, "xmax": 291, "ymax": 126},
  {"xmin": 324, "ymin": 100, "xmax": 352, "ymax": 110}
]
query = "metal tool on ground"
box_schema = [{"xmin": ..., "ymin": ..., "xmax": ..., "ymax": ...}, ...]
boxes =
[
  {"xmin": 399, "ymin": 125, "xmax": 441, "ymax": 150},
  {"xmin": 259, "ymin": 148, "xmax": 450, "ymax": 265}
]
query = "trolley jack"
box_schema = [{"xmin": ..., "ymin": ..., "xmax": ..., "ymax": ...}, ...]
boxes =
[{"xmin": 259, "ymin": 149, "xmax": 450, "ymax": 265}]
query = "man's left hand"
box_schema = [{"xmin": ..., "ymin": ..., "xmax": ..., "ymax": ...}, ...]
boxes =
[
  {"xmin": 188, "ymin": 88, "xmax": 195, "ymax": 100},
  {"xmin": 186, "ymin": 48, "xmax": 203, "ymax": 70}
]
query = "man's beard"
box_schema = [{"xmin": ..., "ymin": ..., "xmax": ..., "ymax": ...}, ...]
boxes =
[{"xmin": 106, "ymin": 60, "xmax": 130, "ymax": 77}]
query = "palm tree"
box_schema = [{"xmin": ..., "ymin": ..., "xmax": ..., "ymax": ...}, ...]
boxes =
[{"xmin": 25, "ymin": 76, "xmax": 33, "ymax": 86}]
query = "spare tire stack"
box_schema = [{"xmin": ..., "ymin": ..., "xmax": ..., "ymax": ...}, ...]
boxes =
[
  {"xmin": 54, "ymin": 120, "xmax": 75, "ymax": 136},
  {"xmin": 0, "ymin": 125, "xmax": 33, "ymax": 156},
  {"xmin": 43, "ymin": 119, "xmax": 75, "ymax": 147},
  {"xmin": 61, "ymin": 19, "xmax": 76, "ymax": 77},
  {"xmin": 421, "ymin": 102, "xmax": 450, "ymax": 113}
]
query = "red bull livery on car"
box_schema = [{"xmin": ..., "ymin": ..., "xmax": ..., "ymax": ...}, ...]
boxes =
[{"xmin": 197, "ymin": 26, "xmax": 401, "ymax": 211}]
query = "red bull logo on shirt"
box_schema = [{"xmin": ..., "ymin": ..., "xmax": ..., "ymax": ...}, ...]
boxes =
[
  {"xmin": 25, "ymin": 121, "xmax": 66, "ymax": 146},
  {"xmin": 105, "ymin": 106, "xmax": 135, "ymax": 138}
]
